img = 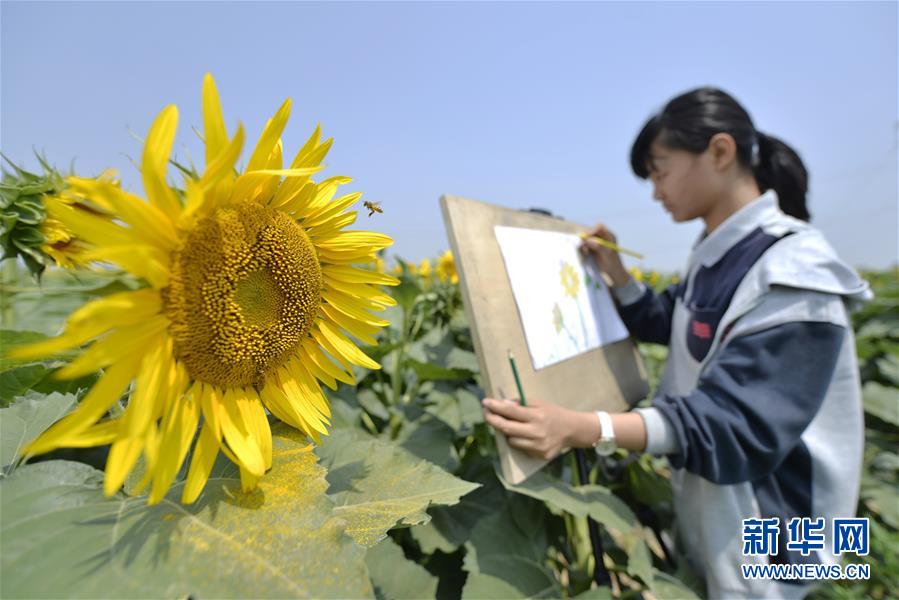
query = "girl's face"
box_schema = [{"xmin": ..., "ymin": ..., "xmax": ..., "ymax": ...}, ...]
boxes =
[{"xmin": 646, "ymin": 138, "xmax": 722, "ymax": 223}]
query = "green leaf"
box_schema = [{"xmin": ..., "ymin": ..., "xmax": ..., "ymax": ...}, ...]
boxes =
[
  {"xmin": 0, "ymin": 329, "xmax": 49, "ymax": 372},
  {"xmin": 0, "ymin": 391, "xmax": 75, "ymax": 470},
  {"xmin": 499, "ymin": 468, "xmax": 637, "ymax": 534},
  {"xmin": 863, "ymin": 382, "xmax": 899, "ymax": 427},
  {"xmin": 499, "ymin": 466, "xmax": 657, "ymax": 585},
  {"xmin": 876, "ymin": 354, "xmax": 899, "ymax": 386},
  {"xmin": 409, "ymin": 454, "xmax": 507, "ymax": 554},
  {"xmin": 392, "ymin": 412, "xmax": 460, "ymax": 471},
  {"xmin": 406, "ymin": 357, "xmax": 471, "ymax": 382},
  {"xmin": 461, "ymin": 498, "xmax": 560, "ymax": 599},
  {"xmin": 366, "ymin": 536, "xmax": 439, "ymax": 599},
  {"xmin": 648, "ymin": 569, "xmax": 703, "ymax": 600},
  {"xmin": 315, "ymin": 427, "xmax": 480, "ymax": 547},
  {"xmin": 462, "ymin": 573, "xmax": 526, "ymax": 599},
  {"xmin": 0, "ymin": 424, "xmax": 374, "ymax": 599},
  {"xmin": 0, "ymin": 364, "xmax": 49, "ymax": 405},
  {"xmin": 862, "ymin": 482, "xmax": 899, "ymax": 529},
  {"xmin": 423, "ymin": 384, "xmax": 485, "ymax": 434}
]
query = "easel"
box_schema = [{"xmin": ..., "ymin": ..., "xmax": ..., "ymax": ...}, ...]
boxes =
[{"xmin": 440, "ymin": 194, "xmax": 650, "ymax": 588}]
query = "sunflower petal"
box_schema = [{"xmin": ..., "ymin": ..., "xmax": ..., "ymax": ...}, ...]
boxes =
[
  {"xmin": 286, "ymin": 358, "xmax": 333, "ymax": 420},
  {"xmin": 199, "ymin": 383, "xmax": 223, "ymax": 440},
  {"xmin": 288, "ymin": 123, "xmax": 323, "ymax": 168},
  {"xmin": 303, "ymin": 192, "xmax": 362, "ymax": 227},
  {"xmin": 296, "ymin": 346, "xmax": 337, "ymax": 390},
  {"xmin": 56, "ymin": 317, "xmax": 168, "ymax": 379},
  {"xmin": 120, "ymin": 335, "xmax": 175, "ymax": 438},
  {"xmin": 202, "ymin": 73, "xmax": 229, "ymax": 164},
  {"xmin": 45, "ymin": 196, "xmax": 132, "ymax": 247},
  {"xmin": 149, "ymin": 388, "xmax": 200, "ymax": 504},
  {"xmin": 6, "ymin": 289, "xmax": 161, "ymax": 360},
  {"xmin": 247, "ymin": 98, "xmax": 291, "ymax": 171},
  {"xmin": 66, "ymin": 178, "xmax": 178, "ymax": 249},
  {"xmin": 24, "ymin": 355, "xmax": 142, "ymax": 456},
  {"xmin": 260, "ymin": 375, "xmax": 314, "ymax": 434},
  {"xmin": 307, "ymin": 212, "xmax": 358, "ymax": 239},
  {"xmin": 141, "ymin": 105, "xmax": 182, "ymax": 216},
  {"xmin": 182, "ymin": 420, "xmax": 220, "ymax": 504},
  {"xmin": 105, "ymin": 436, "xmax": 144, "ymax": 496},
  {"xmin": 80, "ymin": 245, "xmax": 170, "ymax": 289},
  {"xmin": 302, "ymin": 339, "xmax": 356, "ymax": 386},
  {"xmin": 323, "ymin": 283, "xmax": 396, "ymax": 314},
  {"xmin": 321, "ymin": 304, "xmax": 380, "ymax": 345},
  {"xmin": 314, "ymin": 321, "xmax": 380, "ymax": 370},
  {"xmin": 219, "ymin": 388, "xmax": 266, "ymax": 477},
  {"xmin": 323, "ymin": 265, "xmax": 400, "ymax": 286},
  {"xmin": 50, "ymin": 420, "xmax": 119, "ymax": 447},
  {"xmin": 237, "ymin": 390, "xmax": 272, "ymax": 471}
]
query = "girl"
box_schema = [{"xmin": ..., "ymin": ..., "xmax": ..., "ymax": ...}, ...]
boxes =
[{"xmin": 481, "ymin": 87, "xmax": 872, "ymax": 599}]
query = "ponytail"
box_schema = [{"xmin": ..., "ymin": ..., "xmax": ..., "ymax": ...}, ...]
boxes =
[
  {"xmin": 631, "ymin": 87, "xmax": 812, "ymax": 222},
  {"xmin": 754, "ymin": 131, "xmax": 810, "ymax": 221}
]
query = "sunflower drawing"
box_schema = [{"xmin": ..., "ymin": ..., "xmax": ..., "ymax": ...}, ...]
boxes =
[
  {"xmin": 8, "ymin": 74, "xmax": 399, "ymax": 505},
  {"xmin": 560, "ymin": 261, "xmax": 580, "ymax": 298}
]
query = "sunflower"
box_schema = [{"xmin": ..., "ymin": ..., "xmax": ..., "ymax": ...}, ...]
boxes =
[
  {"xmin": 436, "ymin": 249, "xmax": 458, "ymax": 284},
  {"xmin": 40, "ymin": 170, "xmax": 118, "ymax": 269},
  {"xmin": 560, "ymin": 262, "xmax": 580, "ymax": 298},
  {"xmin": 419, "ymin": 257, "xmax": 432, "ymax": 278},
  {"xmin": 8, "ymin": 73, "xmax": 399, "ymax": 505}
]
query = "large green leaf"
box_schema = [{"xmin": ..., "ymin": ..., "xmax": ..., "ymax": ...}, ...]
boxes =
[
  {"xmin": 0, "ymin": 390, "xmax": 75, "ymax": 470},
  {"xmin": 863, "ymin": 382, "xmax": 899, "ymax": 427},
  {"xmin": 423, "ymin": 384, "xmax": 485, "ymax": 434},
  {"xmin": 0, "ymin": 424, "xmax": 373, "ymax": 599},
  {"xmin": 500, "ymin": 468, "xmax": 636, "ymax": 533},
  {"xmin": 0, "ymin": 362, "xmax": 97, "ymax": 407},
  {"xmin": 0, "ymin": 329, "xmax": 50, "ymax": 372},
  {"xmin": 499, "ymin": 467, "xmax": 654, "ymax": 586},
  {"xmin": 461, "ymin": 497, "xmax": 560, "ymax": 599},
  {"xmin": 390, "ymin": 412, "xmax": 460, "ymax": 471},
  {"xmin": 0, "ymin": 364, "xmax": 49, "ymax": 405},
  {"xmin": 366, "ymin": 536, "xmax": 438, "ymax": 599},
  {"xmin": 315, "ymin": 427, "xmax": 480, "ymax": 547},
  {"xmin": 409, "ymin": 454, "xmax": 507, "ymax": 554}
]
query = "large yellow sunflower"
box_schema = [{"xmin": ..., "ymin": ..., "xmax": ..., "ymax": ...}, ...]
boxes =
[{"xmin": 9, "ymin": 73, "xmax": 399, "ymax": 505}]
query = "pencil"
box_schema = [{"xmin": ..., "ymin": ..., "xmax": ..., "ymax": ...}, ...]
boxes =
[
  {"xmin": 579, "ymin": 233, "xmax": 645, "ymax": 260},
  {"xmin": 507, "ymin": 350, "xmax": 527, "ymax": 407}
]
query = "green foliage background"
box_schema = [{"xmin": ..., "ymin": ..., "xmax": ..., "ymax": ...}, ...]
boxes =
[{"xmin": 0, "ymin": 258, "xmax": 896, "ymax": 599}]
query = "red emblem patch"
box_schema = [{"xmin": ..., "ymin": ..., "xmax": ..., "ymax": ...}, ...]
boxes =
[{"xmin": 692, "ymin": 320, "xmax": 712, "ymax": 339}]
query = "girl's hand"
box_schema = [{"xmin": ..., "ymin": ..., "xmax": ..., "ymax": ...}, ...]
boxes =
[
  {"xmin": 579, "ymin": 223, "xmax": 630, "ymax": 287},
  {"xmin": 481, "ymin": 396, "xmax": 575, "ymax": 461}
]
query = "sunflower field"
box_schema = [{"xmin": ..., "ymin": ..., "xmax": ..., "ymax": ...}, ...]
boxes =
[{"xmin": 1, "ymin": 77, "xmax": 897, "ymax": 599}]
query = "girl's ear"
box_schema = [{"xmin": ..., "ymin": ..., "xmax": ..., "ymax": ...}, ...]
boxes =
[{"xmin": 707, "ymin": 132, "xmax": 738, "ymax": 171}]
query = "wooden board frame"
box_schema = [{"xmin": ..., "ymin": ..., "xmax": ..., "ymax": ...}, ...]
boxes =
[{"xmin": 440, "ymin": 194, "xmax": 649, "ymax": 484}]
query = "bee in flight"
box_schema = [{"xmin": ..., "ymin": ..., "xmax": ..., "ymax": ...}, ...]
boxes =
[{"xmin": 363, "ymin": 201, "xmax": 383, "ymax": 217}]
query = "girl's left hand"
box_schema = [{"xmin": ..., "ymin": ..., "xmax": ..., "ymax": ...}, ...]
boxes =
[{"xmin": 481, "ymin": 396, "xmax": 573, "ymax": 461}]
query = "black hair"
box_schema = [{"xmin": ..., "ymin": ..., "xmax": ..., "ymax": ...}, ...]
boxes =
[{"xmin": 630, "ymin": 87, "xmax": 810, "ymax": 221}]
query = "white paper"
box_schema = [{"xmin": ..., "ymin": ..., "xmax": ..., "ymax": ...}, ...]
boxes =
[{"xmin": 494, "ymin": 226, "xmax": 630, "ymax": 370}]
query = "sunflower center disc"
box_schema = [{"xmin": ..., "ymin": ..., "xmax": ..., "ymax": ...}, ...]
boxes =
[{"xmin": 163, "ymin": 200, "xmax": 322, "ymax": 388}]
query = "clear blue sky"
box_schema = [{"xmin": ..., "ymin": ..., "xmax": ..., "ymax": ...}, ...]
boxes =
[{"xmin": 3, "ymin": 1, "xmax": 896, "ymax": 272}]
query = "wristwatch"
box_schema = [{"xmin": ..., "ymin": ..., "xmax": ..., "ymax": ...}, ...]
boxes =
[{"xmin": 592, "ymin": 410, "xmax": 617, "ymax": 456}]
